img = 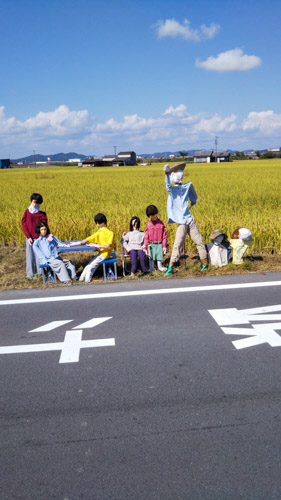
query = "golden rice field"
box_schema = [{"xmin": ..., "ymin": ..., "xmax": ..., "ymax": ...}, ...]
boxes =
[{"xmin": 0, "ymin": 159, "xmax": 280, "ymax": 254}]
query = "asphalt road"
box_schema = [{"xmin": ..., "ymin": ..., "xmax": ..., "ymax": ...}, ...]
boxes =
[{"xmin": 0, "ymin": 272, "xmax": 281, "ymax": 499}]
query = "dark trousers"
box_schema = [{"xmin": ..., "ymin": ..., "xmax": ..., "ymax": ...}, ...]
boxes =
[{"xmin": 129, "ymin": 249, "xmax": 149, "ymax": 273}]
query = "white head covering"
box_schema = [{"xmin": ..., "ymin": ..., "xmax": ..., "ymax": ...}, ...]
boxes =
[
  {"xmin": 239, "ymin": 228, "xmax": 252, "ymax": 241},
  {"xmin": 171, "ymin": 171, "xmax": 184, "ymax": 184}
]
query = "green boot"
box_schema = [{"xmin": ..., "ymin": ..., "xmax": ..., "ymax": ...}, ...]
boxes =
[
  {"xmin": 201, "ymin": 263, "xmax": 208, "ymax": 271},
  {"xmin": 164, "ymin": 266, "xmax": 173, "ymax": 277}
]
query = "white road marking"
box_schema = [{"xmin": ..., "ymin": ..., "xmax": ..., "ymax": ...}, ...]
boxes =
[
  {"xmin": 0, "ymin": 330, "xmax": 115, "ymax": 363},
  {"xmin": 209, "ymin": 304, "xmax": 281, "ymax": 349},
  {"xmin": 222, "ymin": 324, "xmax": 281, "ymax": 349},
  {"xmin": 209, "ymin": 304, "xmax": 281, "ymax": 326},
  {"xmin": 0, "ymin": 280, "xmax": 281, "ymax": 306},
  {"xmin": 29, "ymin": 320, "xmax": 73, "ymax": 332},
  {"xmin": 73, "ymin": 317, "xmax": 112, "ymax": 329}
]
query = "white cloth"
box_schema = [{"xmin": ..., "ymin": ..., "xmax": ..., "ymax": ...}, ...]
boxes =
[
  {"xmin": 170, "ymin": 171, "xmax": 183, "ymax": 184},
  {"xmin": 28, "ymin": 204, "xmax": 40, "ymax": 214},
  {"xmin": 208, "ymin": 245, "xmax": 228, "ymax": 267},
  {"xmin": 239, "ymin": 228, "xmax": 252, "ymax": 242}
]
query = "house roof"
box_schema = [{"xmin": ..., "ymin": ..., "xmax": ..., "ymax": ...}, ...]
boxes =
[
  {"xmin": 213, "ymin": 150, "xmax": 230, "ymax": 157},
  {"xmin": 193, "ymin": 150, "xmax": 213, "ymax": 157},
  {"xmin": 193, "ymin": 150, "xmax": 230, "ymax": 157}
]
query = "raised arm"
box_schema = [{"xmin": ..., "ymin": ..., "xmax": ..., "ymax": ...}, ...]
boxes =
[{"xmin": 163, "ymin": 164, "xmax": 172, "ymax": 193}]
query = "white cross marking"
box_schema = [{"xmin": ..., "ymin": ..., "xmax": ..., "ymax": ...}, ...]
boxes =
[
  {"xmin": 0, "ymin": 330, "xmax": 115, "ymax": 363},
  {"xmin": 0, "ymin": 317, "xmax": 115, "ymax": 363}
]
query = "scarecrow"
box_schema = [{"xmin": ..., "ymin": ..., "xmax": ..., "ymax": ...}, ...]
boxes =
[{"xmin": 163, "ymin": 163, "xmax": 208, "ymax": 276}]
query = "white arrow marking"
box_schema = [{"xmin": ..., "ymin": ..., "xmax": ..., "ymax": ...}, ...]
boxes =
[
  {"xmin": 73, "ymin": 317, "xmax": 112, "ymax": 329},
  {"xmin": 29, "ymin": 320, "xmax": 73, "ymax": 332},
  {"xmin": 0, "ymin": 330, "xmax": 115, "ymax": 363}
]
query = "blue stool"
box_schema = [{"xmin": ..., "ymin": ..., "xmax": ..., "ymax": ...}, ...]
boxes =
[
  {"xmin": 40, "ymin": 264, "xmax": 56, "ymax": 284},
  {"xmin": 102, "ymin": 252, "xmax": 117, "ymax": 281}
]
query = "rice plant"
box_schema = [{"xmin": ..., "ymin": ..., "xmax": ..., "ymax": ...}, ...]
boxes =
[{"xmin": 0, "ymin": 159, "xmax": 280, "ymax": 254}]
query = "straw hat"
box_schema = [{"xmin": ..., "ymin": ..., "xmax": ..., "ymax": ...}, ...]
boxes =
[
  {"xmin": 169, "ymin": 162, "xmax": 186, "ymax": 173},
  {"xmin": 209, "ymin": 229, "xmax": 227, "ymax": 240}
]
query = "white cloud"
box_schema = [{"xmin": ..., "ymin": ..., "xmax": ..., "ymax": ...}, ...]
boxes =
[
  {"xmin": 196, "ymin": 48, "xmax": 262, "ymax": 72},
  {"xmin": 154, "ymin": 18, "xmax": 220, "ymax": 41},
  {"xmin": 0, "ymin": 105, "xmax": 90, "ymax": 137},
  {"xmin": 1, "ymin": 104, "xmax": 280, "ymax": 158},
  {"xmin": 242, "ymin": 110, "xmax": 281, "ymax": 134},
  {"xmin": 24, "ymin": 105, "xmax": 90, "ymax": 135},
  {"xmin": 163, "ymin": 104, "xmax": 187, "ymax": 117},
  {"xmin": 193, "ymin": 114, "xmax": 237, "ymax": 133}
]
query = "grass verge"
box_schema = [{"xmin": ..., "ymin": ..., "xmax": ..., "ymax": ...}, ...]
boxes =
[{"xmin": 1, "ymin": 247, "xmax": 281, "ymax": 291}]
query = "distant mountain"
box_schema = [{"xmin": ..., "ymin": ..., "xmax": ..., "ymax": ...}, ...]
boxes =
[
  {"xmin": 12, "ymin": 147, "xmax": 271, "ymax": 164},
  {"xmin": 12, "ymin": 152, "xmax": 89, "ymax": 163}
]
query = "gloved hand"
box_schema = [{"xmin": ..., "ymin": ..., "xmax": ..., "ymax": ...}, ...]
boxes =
[{"xmin": 163, "ymin": 164, "xmax": 170, "ymax": 173}]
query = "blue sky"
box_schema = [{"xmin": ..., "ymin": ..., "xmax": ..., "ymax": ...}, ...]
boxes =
[{"xmin": 1, "ymin": 0, "xmax": 281, "ymax": 158}]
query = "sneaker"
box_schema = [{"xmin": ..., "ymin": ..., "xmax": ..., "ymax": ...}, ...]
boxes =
[
  {"xmin": 164, "ymin": 267, "xmax": 173, "ymax": 277},
  {"xmin": 158, "ymin": 266, "xmax": 167, "ymax": 272},
  {"xmin": 201, "ymin": 264, "xmax": 208, "ymax": 271},
  {"xmin": 63, "ymin": 281, "xmax": 71, "ymax": 285},
  {"xmin": 130, "ymin": 272, "xmax": 136, "ymax": 278}
]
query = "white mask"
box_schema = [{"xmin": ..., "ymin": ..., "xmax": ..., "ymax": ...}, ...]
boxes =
[{"xmin": 171, "ymin": 171, "xmax": 184, "ymax": 184}]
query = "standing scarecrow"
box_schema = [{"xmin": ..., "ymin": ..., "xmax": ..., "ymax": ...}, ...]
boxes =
[{"xmin": 163, "ymin": 163, "xmax": 208, "ymax": 276}]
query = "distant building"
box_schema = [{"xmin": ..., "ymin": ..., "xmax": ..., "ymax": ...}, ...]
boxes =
[
  {"xmin": 267, "ymin": 148, "xmax": 281, "ymax": 153},
  {"xmin": 81, "ymin": 151, "xmax": 137, "ymax": 167},
  {"xmin": 0, "ymin": 159, "xmax": 11, "ymax": 168},
  {"xmin": 193, "ymin": 150, "xmax": 230, "ymax": 163},
  {"xmin": 114, "ymin": 151, "xmax": 137, "ymax": 165},
  {"xmin": 193, "ymin": 150, "xmax": 213, "ymax": 163}
]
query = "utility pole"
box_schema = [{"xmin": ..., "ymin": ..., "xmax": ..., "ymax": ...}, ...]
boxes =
[
  {"xmin": 114, "ymin": 146, "xmax": 117, "ymax": 156},
  {"xmin": 215, "ymin": 136, "xmax": 219, "ymax": 162},
  {"xmin": 33, "ymin": 150, "xmax": 36, "ymax": 168}
]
